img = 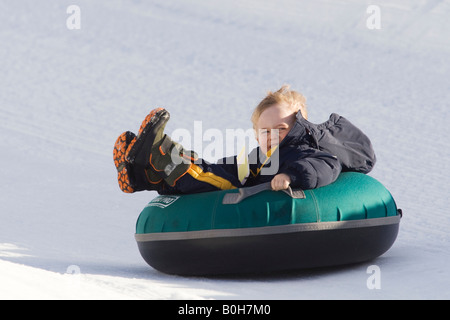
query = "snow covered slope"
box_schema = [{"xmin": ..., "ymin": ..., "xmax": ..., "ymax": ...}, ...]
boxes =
[{"xmin": 1, "ymin": 0, "xmax": 449, "ymax": 299}]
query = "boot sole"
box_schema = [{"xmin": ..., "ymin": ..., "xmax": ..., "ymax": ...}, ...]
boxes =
[{"xmin": 114, "ymin": 131, "xmax": 136, "ymax": 193}]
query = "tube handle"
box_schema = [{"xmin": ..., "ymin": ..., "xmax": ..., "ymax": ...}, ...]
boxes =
[{"xmin": 222, "ymin": 182, "xmax": 305, "ymax": 205}]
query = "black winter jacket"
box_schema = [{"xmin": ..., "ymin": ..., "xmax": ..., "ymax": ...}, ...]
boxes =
[
  {"xmin": 244, "ymin": 114, "xmax": 341, "ymax": 190},
  {"xmin": 243, "ymin": 111, "xmax": 376, "ymax": 190}
]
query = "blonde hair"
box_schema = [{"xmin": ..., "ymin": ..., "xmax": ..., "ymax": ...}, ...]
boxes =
[{"xmin": 251, "ymin": 85, "xmax": 307, "ymax": 129}]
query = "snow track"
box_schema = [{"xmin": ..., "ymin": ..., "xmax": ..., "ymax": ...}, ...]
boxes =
[{"xmin": 1, "ymin": 0, "xmax": 449, "ymax": 299}]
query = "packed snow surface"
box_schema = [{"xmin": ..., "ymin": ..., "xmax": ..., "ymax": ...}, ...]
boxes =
[{"xmin": 1, "ymin": 0, "xmax": 449, "ymax": 299}]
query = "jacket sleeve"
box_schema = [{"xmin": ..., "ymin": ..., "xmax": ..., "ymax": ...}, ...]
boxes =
[{"xmin": 280, "ymin": 148, "xmax": 342, "ymax": 190}]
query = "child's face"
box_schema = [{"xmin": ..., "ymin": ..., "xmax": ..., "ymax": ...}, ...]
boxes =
[{"xmin": 255, "ymin": 103, "xmax": 297, "ymax": 154}]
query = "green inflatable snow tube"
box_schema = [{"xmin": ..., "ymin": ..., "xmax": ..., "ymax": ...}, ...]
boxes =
[{"xmin": 135, "ymin": 172, "xmax": 401, "ymax": 275}]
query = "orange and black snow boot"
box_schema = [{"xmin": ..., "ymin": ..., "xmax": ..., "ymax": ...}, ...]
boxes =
[
  {"xmin": 113, "ymin": 131, "xmax": 160, "ymax": 193},
  {"xmin": 114, "ymin": 131, "xmax": 139, "ymax": 193},
  {"xmin": 125, "ymin": 108, "xmax": 170, "ymax": 168},
  {"xmin": 113, "ymin": 108, "xmax": 171, "ymax": 193},
  {"xmin": 149, "ymin": 135, "xmax": 198, "ymax": 187}
]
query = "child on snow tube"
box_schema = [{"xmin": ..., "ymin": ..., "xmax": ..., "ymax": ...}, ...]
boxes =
[{"xmin": 113, "ymin": 85, "xmax": 375, "ymax": 195}]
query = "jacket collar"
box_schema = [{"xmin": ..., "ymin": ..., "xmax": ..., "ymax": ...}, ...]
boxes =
[{"xmin": 278, "ymin": 111, "xmax": 310, "ymax": 148}]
